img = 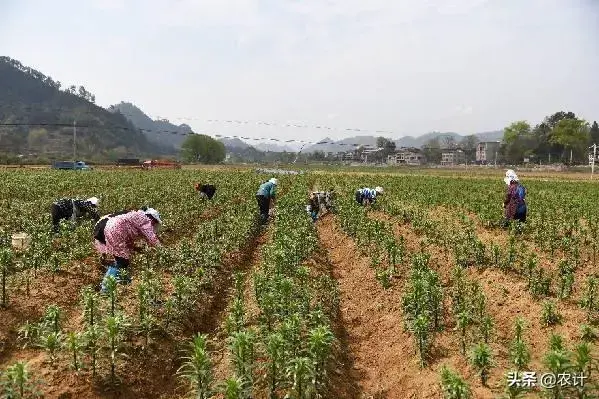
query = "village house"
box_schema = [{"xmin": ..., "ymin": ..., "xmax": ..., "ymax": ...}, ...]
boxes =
[
  {"xmin": 387, "ymin": 149, "xmax": 425, "ymax": 165},
  {"xmin": 441, "ymin": 149, "xmax": 466, "ymax": 166},
  {"xmin": 476, "ymin": 141, "xmax": 501, "ymax": 165}
]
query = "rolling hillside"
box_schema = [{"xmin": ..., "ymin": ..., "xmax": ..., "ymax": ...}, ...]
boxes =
[
  {"xmin": 0, "ymin": 57, "xmax": 170, "ymax": 161},
  {"xmin": 108, "ymin": 102, "xmax": 192, "ymax": 151}
]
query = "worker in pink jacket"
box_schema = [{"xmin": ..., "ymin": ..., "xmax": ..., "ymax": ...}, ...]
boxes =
[{"xmin": 95, "ymin": 207, "xmax": 162, "ymax": 292}]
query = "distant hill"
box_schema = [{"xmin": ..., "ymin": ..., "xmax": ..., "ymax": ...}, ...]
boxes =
[
  {"xmin": 0, "ymin": 57, "xmax": 168, "ymax": 161},
  {"xmin": 254, "ymin": 142, "xmax": 297, "ymax": 152},
  {"xmin": 395, "ymin": 130, "xmax": 503, "ymax": 148},
  {"xmin": 218, "ymin": 137, "xmax": 253, "ymax": 150},
  {"xmin": 109, "ymin": 102, "xmax": 192, "ymax": 151},
  {"xmin": 303, "ymin": 131, "xmax": 504, "ymax": 153}
]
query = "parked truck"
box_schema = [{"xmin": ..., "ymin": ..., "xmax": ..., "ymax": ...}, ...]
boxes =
[
  {"xmin": 52, "ymin": 161, "xmax": 91, "ymax": 170},
  {"xmin": 116, "ymin": 158, "xmax": 141, "ymax": 167},
  {"xmin": 141, "ymin": 159, "xmax": 181, "ymax": 169}
]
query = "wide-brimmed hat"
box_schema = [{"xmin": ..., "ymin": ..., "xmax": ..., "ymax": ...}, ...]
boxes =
[
  {"xmin": 86, "ymin": 197, "xmax": 99, "ymax": 206},
  {"xmin": 144, "ymin": 208, "xmax": 161, "ymax": 224},
  {"xmin": 503, "ymin": 169, "xmax": 519, "ymax": 185}
]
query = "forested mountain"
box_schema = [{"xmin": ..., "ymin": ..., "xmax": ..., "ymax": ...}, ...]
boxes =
[
  {"xmin": 108, "ymin": 102, "xmax": 192, "ymax": 150},
  {"xmin": 0, "ymin": 57, "xmax": 171, "ymax": 162}
]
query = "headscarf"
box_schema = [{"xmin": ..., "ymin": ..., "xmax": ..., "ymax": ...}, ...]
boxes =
[{"xmin": 503, "ymin": 169, "xmax": 519, "ymax": 186}]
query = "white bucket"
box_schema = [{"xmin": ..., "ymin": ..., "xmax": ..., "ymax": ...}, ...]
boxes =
[{"xmin": 11, "ymin": 233, "xmax": 31, "ymax": 251}]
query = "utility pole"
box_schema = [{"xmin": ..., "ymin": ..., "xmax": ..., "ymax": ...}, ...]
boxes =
[
  {"xmin": 591, "ymin": 144, "xmax": 597, "ymax": 180},
  {"xmin": 293, "ymin": 143, "xmax": 307, "ymax": 164},
  {"xmin": 73, "ymin": 120, "xmax": 77, "ymax": 161}
]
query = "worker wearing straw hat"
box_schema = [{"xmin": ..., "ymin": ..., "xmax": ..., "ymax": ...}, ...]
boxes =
[
  {"xmin": 94, "ymin": 207, "xmax": 162, "ymax": 292},
  {"xmin": 502, "ymin": 169, "xmax": 527, "ymax": 227},
  {"xmin": 51, "ymin": 196, "xmax": 100, "ymax": 233}
]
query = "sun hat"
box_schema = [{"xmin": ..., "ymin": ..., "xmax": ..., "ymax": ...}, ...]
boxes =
[
  {"xmin": 375, "ymin": 186, "xmax": 384, "ymax": 194},
  {"xmin": 144, "ymin": 208, "xmax": 162, "ymax": 224},
  {"xmin": 269, "ymin": 178, "xmax": 278, "ymax": 185},
  {"xmin": 503, "ymin": 169, "xmax": 519, "ymax": 185},
  {"xmin": 86, "ymin": 197, "xmax": 99, "ymax": 206}
]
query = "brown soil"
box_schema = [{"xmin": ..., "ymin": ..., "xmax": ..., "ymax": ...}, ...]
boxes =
[
  {"xmin": 209, "ymin": 226, "xmax": 272, "ymax": 386},
  {"xmin": 367, "ymin": 208, "xmax": 593, "ymax": 398},
  {"xmin": 316, "ymin": 214, "xmax": 490, "ymax": 399},
  {"xmin": 0, "ymin": 209, "xmax": 256, "ymax": 399}
]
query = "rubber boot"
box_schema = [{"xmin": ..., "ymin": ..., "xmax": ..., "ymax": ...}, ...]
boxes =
[
  {"xmin": 100, "ymin": 265, "xmax": 131, "ymax": 293},
  {"xmin": 100, "ymin": 266, "xmax": 119, "ymax": 293}
]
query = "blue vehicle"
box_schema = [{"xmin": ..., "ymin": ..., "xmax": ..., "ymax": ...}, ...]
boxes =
[{"xmin": 52, "ymin": 161, "xmax": 91, "ymax": 170}]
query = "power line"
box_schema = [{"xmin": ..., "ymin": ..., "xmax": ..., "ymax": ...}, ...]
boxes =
[
  {"xmin": 0, "ymin": 121, "xmax": 381, "ymax": 150},
  {"xmin": 0, "ymin": 104, "xmax": 401, "ymax": 137}
]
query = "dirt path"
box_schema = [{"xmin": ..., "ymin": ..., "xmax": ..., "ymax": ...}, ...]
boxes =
[
  {"xmin": 208, "ymin": 225, "xmax": 271, "ymax": 385},
  {"xmin": 317, "ymin": 214, "xmax": 472, "ymax": 399}
]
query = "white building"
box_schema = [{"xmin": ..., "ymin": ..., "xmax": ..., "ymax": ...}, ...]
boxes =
[{"xmin": 387, "ymin": 150, "xmax": 425, "ymax": 165}]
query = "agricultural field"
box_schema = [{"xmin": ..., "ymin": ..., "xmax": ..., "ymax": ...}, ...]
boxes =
[{"xmin": 1, "ymin": 167, "xmax": 599, "ymax": 398}]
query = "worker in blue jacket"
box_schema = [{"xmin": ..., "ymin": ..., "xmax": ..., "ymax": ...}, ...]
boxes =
[
  {"xmin": 355, "ymin": 186, "xmax": 383, "ymax": 206},
  {"xmin": 256, "ymin": 178, "xmax": 278, "ymax": 224}
]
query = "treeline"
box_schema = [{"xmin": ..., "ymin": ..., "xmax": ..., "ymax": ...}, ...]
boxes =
[
  {"xmin": 501, "ymin": 111, "xmax": 599, "ymax": 164},
  {"xmin": 0, "ymin": 56, "xmax": 97, "ymax": 103},
  {"xmin": 0, "ymin": 57, "xmax": 169, "ymax": 159}
]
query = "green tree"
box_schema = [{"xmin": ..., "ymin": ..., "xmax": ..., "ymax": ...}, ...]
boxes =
[
  {"xmin": 590, "ymin": 121, "xmax": 599, "ymax": 145},
  {"xmin": 460, "ymin": 135, "xmax": 478, "ymax": 163},
  {"xmin": 550, "ymin": 118, "xmax": 590, "ymax": 164},
  {"xmin": 545, "ymin": 111, "xmax": 576, "ymax": 129},
  {"xmin": 502, "ymin": 121, "xmax": 533, "ymax": 164},
  {"xmin": 423, "ymin": 137, "xmax": 442, "ymax": 164},
  {"xmin": 376, "ymin": 137, "xmax": 396, "ymax": 162},
  {"xmin": 181, "ymin": 134, "xmax": 226, "ymax": 164},
  {"xmin": 442, "ymin": 135, "xmax": 457, "ymax": 150}
]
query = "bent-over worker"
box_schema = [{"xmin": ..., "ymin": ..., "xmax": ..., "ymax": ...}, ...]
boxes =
[
  {"xmin": 256, "ymin": 178, "xmax": 278, "ymax": 225},
  {"xmin": 194, "ymin": 183, "xmax": 217, "ymax": 200},
  {"xmin": 355, "ymin": 187, "xmax": 383, "ymax": 206},
  {"xmin": 52, "ymin": 197, "xmax": 100, "ymax": 233},
  {"xmin": 94, "ymin": 207, "xmax": 162, "ymax": 292}
]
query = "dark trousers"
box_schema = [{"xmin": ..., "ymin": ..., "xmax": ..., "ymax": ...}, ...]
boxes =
[
  {"xmin": 515, "ymin": 208, "xmax": 527, "ymax": 223},
  {"xmin": 256, "ymin": 194, "xmax": 270, "ymax": 223},
  {"xmin": 114, "ymin": 257, "xmax": 130, "ymax": 269},
  {"xmin": 51, "ymin": 204, "xmax": 66, "ymax": 232},
  {"xmin": 355, "ymin": 191, "xmax": 363, "ymax": 205},
  {"xmin": 502, "ymin": 208, "xmax": 527, "ymax": 228}
]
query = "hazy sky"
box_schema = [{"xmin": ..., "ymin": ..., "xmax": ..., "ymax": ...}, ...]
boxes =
[{"xmin": 1, "ymin": 0, "xmax": 598, "ymax": 143}]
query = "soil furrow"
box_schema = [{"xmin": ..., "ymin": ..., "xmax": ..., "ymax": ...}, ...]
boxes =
[
  {"xmin": 208, "ymin": 225, "xmax": 271, "ymax": 385},
  {"xmin": 317, "ymin": 214, "xmax": 451, "ymax": 399},
  {"xmin": 371, "ymin": 208, "xmax": 590, "ymax": 398}
]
